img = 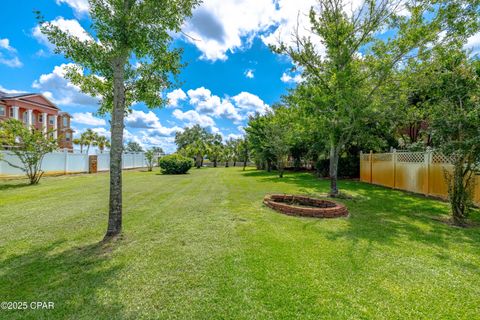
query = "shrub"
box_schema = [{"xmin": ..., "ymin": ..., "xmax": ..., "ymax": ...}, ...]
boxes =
[{"xmin": 158, "ymin": 154, "xmax": 193, "ymax": 174}]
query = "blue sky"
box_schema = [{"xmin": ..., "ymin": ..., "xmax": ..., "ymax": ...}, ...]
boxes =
[
  {"xmin": 0, "ymin": 0, "xmax": 308, "ymax": 152},
  {"xmin": 1, "ymin": 0, "xmax": 479, "ymax": 152}
]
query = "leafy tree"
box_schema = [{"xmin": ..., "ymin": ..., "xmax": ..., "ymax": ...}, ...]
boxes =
[
  {"xmin": 0, "ymin": 119, "xmax": 57, "ymax": 184},
  {"xmin": 245, "ymin": 113, "xmax": 275, "ymax": 171},
  {"xmin": 237, "ymin": 138, "xmax": 250, "ymax": 171},
  {"xmin": 151, "ymin": 146, "xmax": 164, "ymax": 155},
  {"xmin": 272, "ymin": 0, "xmax": 476, "ymax": 196},
  {"xmin": 144, "ymin": 149, "xmax": 156, "ymax": 171},
  {"xmin": 38, "ymin": 0, "xmax": 201, "ymax": 239},
  {"xmin": 264, "ymin": 108, "xmax": 292, "ymax": 178},
  {"xmin": 206, "ymin": 134, "xmax": 223, "ymax": 167},
  {"xmin": 175, "ymin": 125, "xmax": 212, "ymax": 168},
  {"xmin": 422, "ymin": 47, "xmax": 480, "ymax": 225},
  {"xmin": 125, "ymin": 141, "xmax": 144, "ymax": 153}
]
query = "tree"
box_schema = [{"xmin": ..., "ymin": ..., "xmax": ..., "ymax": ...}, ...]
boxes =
[
  {"xmin": 125, "ymin": 141, "xmax": 144, "ymax": 153},
  {"xmin": 38, "ymin": 0, "xmax": 201, "ymax": 240},
  {"xmin": 423, "ymin": 47, "xmax": 480, "ymax": 225},
  {"xmin": 264, "ymin": 108, "xmax": 291, "ymax": 178},
  {"xmin": 175, "ymin": 125, "xmax": 212, "ymax": 168},
  {"xmin": 272, "ymin": 0, "xmax": 474, "ymax": 196},
  {"xmin": 82, "ymin": 129, "xmax": 99, "ymax": 154},
  {"xmin": 73, "ymin": 135, "xmax": 88, "ymax": 153},
  {"xmin": 151, "ymin": 146, "xmax": 164, "ymax": 155},
  {"xmin": 144, "ymin": 149, "xmax": 156, "ymax": 171},
  {"xmin": 206, "ymin": 134, "xmax": 223, "ymax": 167},
  {"xmin": 226, "ymin": 138, "xmax": 241, "ymax": 166},
  {"xmin": 0, "ymin": 119, "xmax": 57, "ymax": 184},
  {"xmin": 237, "ymin": 138, "xmax": 249, "ymax": 171},
  {"xmin": 96, "ymin": 135, "xmax": 110, "ymax": 153}
]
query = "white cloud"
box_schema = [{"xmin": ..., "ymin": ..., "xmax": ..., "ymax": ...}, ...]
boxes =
[
  {"xmin": 466, "ymin": 32, "xmax": 480, "ymax": 55},
  {"xmin": 244, "ymin": 69, "xmax": 255, "ymax": 79},
  {"xmin": 187, "ymin": 87, "xmax": 243, "ymax": 122},
  {"xmin": 280, "ymin": 71, "xmax": 303, "ymax": 84},
  {"xmin": 33, "ymin": 17, "xmax": 92, "ymax": 50},
  {"xmin": 0, "ymin": 38, "xmax": 22, "ymax": 68},
  {"xmin": 172, "ymin": 109, "xmax": 217, "ymax": 129},
  {"xmin": 56, "ymin": 0, "xmax": 90, "ymax": 16},
  {"xmin": 32, "ymin": 63, "xmax": 99, "ymax": 107},
  {"xmin": 167, "ymin": 88, "xmax": 187, "ymax": 108},
  {"xmin": 125, "ymin": 109, "xmax": 181, "ymax": 136},
  {"xmin": 231, "ymin": 92, "xmax": 270, "ymax": 115},
  {"xmin": 182, "ymin": 0, "xmax": 278, "ymax": 61},
  {"xmin": 72, "ymin": 112, "xmax": 106, "ymax": 126},
  {"xmin": 0, "ymin": 85, "xmax": 26, "ymax": 95}
]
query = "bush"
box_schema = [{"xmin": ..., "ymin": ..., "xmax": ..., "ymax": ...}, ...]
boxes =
[{"xmin": 158, "ymin": 154, "xmax": 194, "ymax": 174}]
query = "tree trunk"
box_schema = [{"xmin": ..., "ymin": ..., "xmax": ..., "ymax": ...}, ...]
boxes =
[
  {"xmin": 225, "ymin": 161, "xmax": 229, "ymax": 167},
  {"xmin": 213, "ymin": 159, "xmax": 217, "ymax": 167},
  {"xmin": 233, "ymin": 161, "xmax": 236, "ymax": 167},
  {"xmin": 267, "ymin": 160, "xmax": 272, "ymax": 172},
  {"xmin": 329, "ymin": 144, "xmax": 340, "ymax": 197},
  {"xmin": 243, "ymin": 159, "xmax": 247, "ymax": 171},
  {"xmin": 195, "ymin": 154, "xmax": 202, "ymax": 168},
  {"xmin": 104, "ymin": 56, "xmax": 126, "ymax": 240}
]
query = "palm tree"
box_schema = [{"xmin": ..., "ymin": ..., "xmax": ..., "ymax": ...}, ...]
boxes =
[
  {"xmin": 73, "ymin": 136, "xmax": 88, "ymax": 153},
  {"xmin": 82, "ymin": 129, "xmax": 99, "ymax": 154},
  {"xmin": 96, "ymin": 135, "xmax": 110, "ymax": 153}
]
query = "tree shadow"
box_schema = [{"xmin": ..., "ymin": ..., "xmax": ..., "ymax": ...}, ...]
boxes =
[
  {"xmin": 0, "ymin": 181, "xmax": 31, "ymax": 190},
  {"xmin": 0, "ymin": 240, "xmax": 128, "ymax": 319},
  {"xmin": 243, "ymin": 169, "xmax": 480, "ymax": 271}
]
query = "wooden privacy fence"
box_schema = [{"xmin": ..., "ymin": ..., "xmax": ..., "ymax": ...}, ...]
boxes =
[{"xmin": 360, "ymin": 150, "xmax": 480, "ymax": 206}]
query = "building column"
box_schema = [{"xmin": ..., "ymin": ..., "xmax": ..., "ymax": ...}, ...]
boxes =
[
  {"xmin": 42, "ymin": 112, "xmax": 48, "ymax": 134},
  {"xmin": 27, "ymin": 109, "xmax": 33, "ymax": 129},
  {"xmin": 12, "ymin": 106, "xmax": 19, "ymax": 120},
  {"xmin": 53, "ymin": 115, "xmax": 58, "ymax": 139}
]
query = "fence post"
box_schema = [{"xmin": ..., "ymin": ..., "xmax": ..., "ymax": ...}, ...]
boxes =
[
  {"xmin": 360, "ymin": 151, "xmax": 363, "ymax": 181},
  {"xmin": 64, "ymin": 149, "xmax": 68, "ymax": 174},
  {"xmin": 369, "ymin": 150, "xmax": 373, "ymax": 183},
  {"xmin": 425, "ymin": 148, "xmax": 432, "ymax": 196},
  {"xmin": 392, "ymin": 149, "xmax": 397, "ymax": 189}
]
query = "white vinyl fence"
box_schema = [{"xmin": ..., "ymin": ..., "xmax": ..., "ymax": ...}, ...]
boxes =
[{"xmin": 0, "ymin": 150, "xmax": 148, "ymax": 177}]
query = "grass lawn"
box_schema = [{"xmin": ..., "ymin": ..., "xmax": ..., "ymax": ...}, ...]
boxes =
[{"xmin": 1, "ymin": 167, "xmax": 479, "ymax": 319}]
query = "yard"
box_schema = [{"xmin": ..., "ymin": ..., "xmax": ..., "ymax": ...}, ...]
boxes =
[{"xmin": 1, "ymin": 167, "xmax": 479, "ymax": 319}]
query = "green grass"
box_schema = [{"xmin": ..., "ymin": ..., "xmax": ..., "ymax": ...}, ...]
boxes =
[{"xmin": 1, "ymin": 167, "xmax": 479, "ymax": 319}]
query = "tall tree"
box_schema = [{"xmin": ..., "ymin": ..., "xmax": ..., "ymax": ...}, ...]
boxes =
[
  {"xmin": 175, "ymin": 125, "xmax": 212, "ymax": 168},
  {"xmin": 125, "ymin": 141, "xmax": 144, "ymax": 153},
  {"xmin": 96, "ymin": 135, "xmax": 111, "ymax": 153},
  {"xmin": 38, "ymin": 0, "xmax": 201, "ymax": 240},
  {"xmin": 272, "ymin": 0, "xmax": 476, "ymax": 196}
]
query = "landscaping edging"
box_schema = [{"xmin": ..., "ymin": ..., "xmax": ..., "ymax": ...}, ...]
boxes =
[{"xmin": 263, "ymin": 194, "xmax": 348, "ymax": 218}]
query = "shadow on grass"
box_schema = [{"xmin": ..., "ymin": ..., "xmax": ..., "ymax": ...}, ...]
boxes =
[
  {"xmin": 242, "ymin": 169, "xmax": 480, "ymax": 254},
  {"xmin": 0, "ymin": 182, "xmax": 31, "ymax": 191},
  {"xmin": 0, "ymin": 240, "xmax": 127, "ymax": 319}
]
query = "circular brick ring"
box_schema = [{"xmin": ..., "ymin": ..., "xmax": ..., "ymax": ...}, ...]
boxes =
[{"xmin": 263, "ymin": 194, "xmax": 348, "ymax": 218}]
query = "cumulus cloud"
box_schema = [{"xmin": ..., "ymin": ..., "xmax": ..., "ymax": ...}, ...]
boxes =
[
  {"xmin": 32, "ymin": 63, "xmax": 99, "ymax": 107},
  {"xmin": 33, "ymin": 17, "xmax": 92, "ymax": 50},
  {"xmin": 187, "ymin": 87, "xmax": 243, "ymax": 123},
  {"xmin": 0, "ymin": 38, "xmax": 22, "ymax": 68},
  {"xmin": 56, "ymin": 0, "xmax": 90, "ymax": 16},
  {"xmin": 244, "ymin": 69, "xmax": 255, "ymax": 79},
  {"xmin": 0, "ymin": 85, "xmax": 26, "ymax": 95},
  {"xmin": 231, "ymin": 92, "xmax": 271, "ymax": 115},
  {"xmin": 280, "ymin": 71, "xmax": 304, "ymax": 84},
  {"xmin": 172, "ymin": 109, "xmax": 217, "ymax": 129},
  {"xmin": 167, "ymin": 88, "xmax": 187, "ymax": 108},
  {"xmin": 125, "ymin": 109, "xmax": 181, "ymax": 136},
  {"xmin": 466, "ymin": 32, "xmax": 480, "ymax": 55},
  {"xmin": 72, "ymin": 112, "xmax": 106, "ymax": 126}
]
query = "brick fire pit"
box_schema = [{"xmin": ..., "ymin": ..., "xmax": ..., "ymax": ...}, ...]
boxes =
[{"xmin": 263, "ymin": 194, "xmax": 348, "ymax": 218}]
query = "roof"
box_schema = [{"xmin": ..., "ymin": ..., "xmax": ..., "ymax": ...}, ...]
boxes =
[{"xmin": 0, "ymin": 90, "xmax": 38, "ymax": 99}]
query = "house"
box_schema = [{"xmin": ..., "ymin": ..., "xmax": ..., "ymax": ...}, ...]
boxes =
[{"xmin": 0, "ymin": 90, "xmax": 74, "ymax": 149}]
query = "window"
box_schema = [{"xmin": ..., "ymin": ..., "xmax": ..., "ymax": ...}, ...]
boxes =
[
  {"xmin": 23, "ymin": 111, "xmax": 28, "ymax": 123},
  {"xmin": 9, "ymin": 107, "xmax": 13, "ymax": 117},
  {"xmin": 0, "ymin": 106, "xmax": 5, "ymax": 116},
  {"xmin": 39, "ymin": 114, "xmax": 43, "ymax": 123},
  {"xmin": 49, "ymin": 116, "xmax": 55, "ymax": 125},
  {"xmin": 63, "ymin": 116, "xmax": 68, "ymax": 127},
  {"xmin": 32, "ymin": 113, "xmax": 36, "ymax": 124},
  {"xmin": 65, "ymin": 132, "xmax": 71, "ymax": 141}
]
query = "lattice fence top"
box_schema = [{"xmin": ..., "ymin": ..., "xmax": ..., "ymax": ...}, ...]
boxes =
[
  {"xmin": 360, "ymin": 153, "xmax": 370, "ymax": 161},
  {"xmin": 372, "ymin": 153, "xmax": 392, "ymax": 161},
  {"xmin": 396, "ymin": 152, "xmax": 425, "ymax": 163},
  {"xmin": 432, "ymin": 152, "xmax": 453, "ymax": 164}
]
